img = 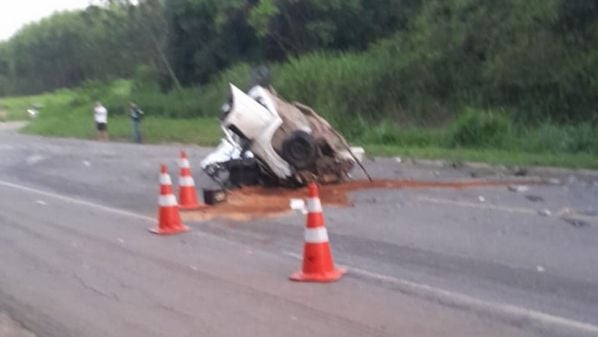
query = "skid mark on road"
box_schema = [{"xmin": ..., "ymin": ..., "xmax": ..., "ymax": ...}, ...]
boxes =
[
  {"xmin": 0, "ymin": 180, "xmax": 154, "ymax": 222},
  {"xmin": 284, "ymin": 251, "xmax": 598, "ymax": 336}
]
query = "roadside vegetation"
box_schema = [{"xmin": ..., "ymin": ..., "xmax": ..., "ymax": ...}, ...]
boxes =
[
  {"xmin": 0, "ymin": 0, "xmax": 597, "ymax": 169},
  {"xmin": 2, "ymin": 79, "xmax": 597, "ymax": 169}
]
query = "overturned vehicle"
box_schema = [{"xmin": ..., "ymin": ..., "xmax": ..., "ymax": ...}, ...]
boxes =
[{"xmin": 201, "ymin": 84, "xmax": 366, "ymax": 188}]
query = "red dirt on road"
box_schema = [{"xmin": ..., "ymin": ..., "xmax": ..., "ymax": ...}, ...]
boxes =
[{"xmin": 182, "ymin": 179, "xmax": 534, "ymax": 222}]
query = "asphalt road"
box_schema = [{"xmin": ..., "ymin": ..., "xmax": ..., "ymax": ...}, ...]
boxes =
[{"xmin": 1, "ymin": 123, "xmax": 597, "ymax": 337}]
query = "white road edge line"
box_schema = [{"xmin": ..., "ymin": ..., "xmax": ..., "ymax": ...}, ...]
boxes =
[
  {"xmin": 418, "ymin": 196, "xmax": 538, "ymax": 215},
  {"xmin": 284, "ymin": 251, "xmax": 598, "ymax": 335},
  {"xmin": 0, "ymin": 180, "xmax": 154, "ymax": 222},
  {"xmin": 418, "ymin": 196, "xmax": 598, "ymax": 223}
]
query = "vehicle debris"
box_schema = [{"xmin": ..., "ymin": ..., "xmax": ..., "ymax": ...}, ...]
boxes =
[
  {"xmin": 508, "ymin": 185, "xmax": 530, "ymax": 193},
  {"xmin": 289, "ymin": 199, "xmax": 307, "ymax": 213},
  {"xmin": 512, "ymin": 167, "xmax": 528, "ymax": 176},
  {"xmin": 562, "ymin": 218, "xmax": 590, "ymax": 228},
  {"xmin": 538, "ymin": 209, "xmax": 552, "ymax": 217},
  {"xmin": 546, "ymin": 178, "xmax": 561, "ymax": 185},
  {"xmin": 525, "ymin": 195, "xmax": 544, "ymax": 203},
  {"xmin": 201, "ymin": 84, "xmax": 368, "ymax": 188},
  {"xmin": 203, "ymin": 188, "xmax": 227, "ymax": 205},
  {"xmin": 556, "ymin": 207, "xmax": 574, "ymax": 216}
]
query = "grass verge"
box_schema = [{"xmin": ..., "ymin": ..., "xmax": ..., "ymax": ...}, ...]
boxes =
[{"xmin": 24, "ymin": 115, "xmax": 221, "ymax": 146}]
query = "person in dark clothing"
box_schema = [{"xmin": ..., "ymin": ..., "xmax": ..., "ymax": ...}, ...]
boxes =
[{"xmin": 129, "ymin": 102, "xmax": 144, "ymax": 143}]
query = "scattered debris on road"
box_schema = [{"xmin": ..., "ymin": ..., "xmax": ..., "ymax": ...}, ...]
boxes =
[
  {"xmin": 289, "ymin": 198, "xmax": 307, "ymax": 213},
  {"xmin": 512, "ymin": 167, "xmax": 528, "ymax": 176},
  {"xmin": 538, "ymin": 209, "xmax": 552, "ymax": 217},
  {"xmin": 562, "ymin": 218, "xmax": 590, "ymax": 228},
  {"xmin": 557, "ymin": 207, "xmax": 575, "ymax": 217},
  {"xmin": 26, "ymin": 155, "xmax": 45, "ymax": 165},
  {"xmin": 525, "ymin": 195, "xmax": 544, "ymax": 203},
  {"xmin": 508, "ymin": 185, "xmax": 530, "ymax": 193},
  {"xmin": 546, "ymin": 178, "xmax": 561, "ymax": 185}
]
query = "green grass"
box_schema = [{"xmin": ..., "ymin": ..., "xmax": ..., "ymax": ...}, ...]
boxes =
[
  {"xmin": 24, "ymin": 115, "xmax": 221, "ymax": 145},
  {"xmin": 0, "ymin": 93, "xmax": 55, "ymax": 120},
  {"xmin": 2, "ymin": 81, "xmax": 221, "ymax": 145}
]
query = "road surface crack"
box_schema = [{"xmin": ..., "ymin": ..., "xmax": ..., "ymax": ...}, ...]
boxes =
[{"xmin": 73, "ymin": 274, "xmax": 120, "ymax": 302}]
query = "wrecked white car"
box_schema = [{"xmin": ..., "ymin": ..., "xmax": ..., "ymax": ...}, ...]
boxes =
[{"xmin": 201, "ymin": 84, "xmax": 366, "ymax": 188}]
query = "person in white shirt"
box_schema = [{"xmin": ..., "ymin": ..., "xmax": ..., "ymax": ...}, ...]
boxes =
[{"xmin": 93, "ymin": 102, "xmax": 109, "ymax": 141}]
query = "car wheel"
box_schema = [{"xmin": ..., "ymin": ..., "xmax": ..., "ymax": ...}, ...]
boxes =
[{"xmin": 281, "ymin": 130, "xmax": 317, "ymax": 170}]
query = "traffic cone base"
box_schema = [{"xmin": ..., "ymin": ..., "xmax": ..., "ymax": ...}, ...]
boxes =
[
  {"xmin": 290, "ymin": 267, "xmax": 346, "ymax": 282},
  {"xmin": 179, "ymin": 203, "xmax": 202, "ymax": 210},
  {"xmin": 149, "ymin": 224, "xmax": 190, "ymax": 235}
]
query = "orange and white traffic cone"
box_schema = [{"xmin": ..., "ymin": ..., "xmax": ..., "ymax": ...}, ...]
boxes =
[
  {"xmin": 178, "ymin": 150, "xmax": 203, "ymax": 210},
  {"xmin": 149, "ymin": 164, "xmax": 190, "ymax": 235},
  {"xmin": 290, "ymin": 182, "xmax": 346, "ymax": 282}
]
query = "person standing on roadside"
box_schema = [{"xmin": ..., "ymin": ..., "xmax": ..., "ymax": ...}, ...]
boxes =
[
  {"xmin": 129, "ymin": 102, "xmax": 144, "ymax": 143},
  {"xmin": 93, "ymin": 102, "xmax": 109, "ymax": 141}
]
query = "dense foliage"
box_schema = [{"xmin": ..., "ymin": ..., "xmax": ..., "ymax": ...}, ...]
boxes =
[{"xmin": 0, "ymin": 0, "xmax": 597, "ymax": 126}]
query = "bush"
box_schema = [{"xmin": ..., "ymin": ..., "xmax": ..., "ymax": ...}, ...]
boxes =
[
  {"xmin": 272, "ymin": 52, "xmax": 388, "ymax": 123},
  {"xmin": 565, "ymin": 123, "xmax": 598, "ymax": 154},
  {"xmin": 130, "ymin": 63, "xmax": 252, "ymax": 119},
  {"xmin": 355, "ymin": 118, "xmax": 448, "ymax": 147},
  {"xmin": 520, "ymin": 122, "xmax": 598, "ymax": 154},
  {"xmin": 519, "ymin": 123, "xmax": 572, "ymax": 154},
  {"xmin": 450, "ymin": 108, "xmax": 512, "ymax": 148}
]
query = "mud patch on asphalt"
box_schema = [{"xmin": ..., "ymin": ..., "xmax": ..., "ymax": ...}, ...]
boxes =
[{"xmin": 182, "ymin": 179, "xmax": 535, "ymax": 222}]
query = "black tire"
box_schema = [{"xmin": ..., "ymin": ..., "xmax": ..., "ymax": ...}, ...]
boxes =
[{"xmin": 281, "ymin": 130, "xmax": 317, "ymax": 170}]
